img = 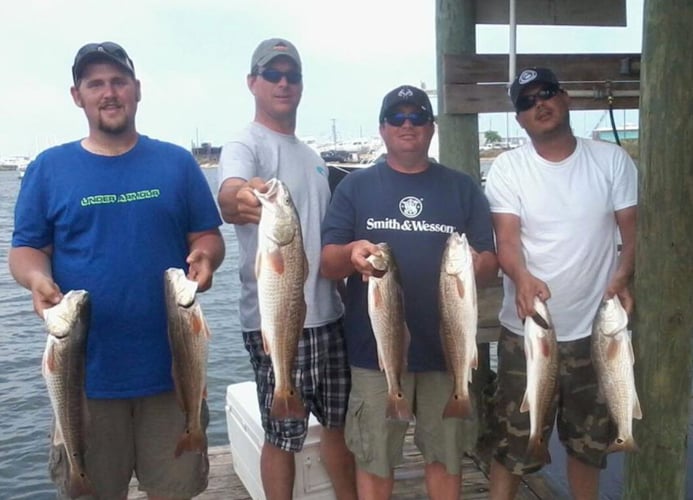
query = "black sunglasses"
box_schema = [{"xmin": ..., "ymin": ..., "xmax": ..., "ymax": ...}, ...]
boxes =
[
  {"xmin": 258, "ymin": 68, "xmax": 302, "ymax": 85},
  {"xmin": 383, "ymin": 112, "xmax": 431, "ymax": 127},
  {"xmin": 76, "ymin": 42, "xmax": 129, "ymax": 60},
  {"xmin": 515, "ymin": 85, "xmax": 562, "ymax": 112}
]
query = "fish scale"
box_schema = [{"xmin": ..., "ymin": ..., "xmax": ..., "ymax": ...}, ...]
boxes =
[
  {"xmin": 438, "ymin": 232, "xmax": 478, "ymax": 419},
  {"xmin": 42, "ymin": 290, "xmax": 93, "ymax": 498},
  {"xmin": 591, "ymin": 295, "xmax": 642, "ymax": 453},
  {"xmin": 255, "ymin": 178, "xmax": 308, "ymax": 420},
  {"xmin": 164, "ymin": 267, "xmax": 210, "ymax": 458}
]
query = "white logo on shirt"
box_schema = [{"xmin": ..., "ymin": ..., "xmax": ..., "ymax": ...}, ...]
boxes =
[{"xmin": 399, "ymin": 196, "xmax": 422, "ymax": 218}]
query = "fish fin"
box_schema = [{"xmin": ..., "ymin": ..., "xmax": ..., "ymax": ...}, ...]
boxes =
[
  {"xmin": 191, "ymin": 310, "xmax": 204, "ymax": 335},
  {"xmin": 68, "ymin": 468, "xmax": 94, "ymax": 498},
  {"xmin": 442, "ymin": 391, "xmax": 473, "ymax": 419},
  {"xmin": 628, "ymin": 335, "xmax": 635, "ymax": 364},
  {"xmin": 633, "ymin": 394, "xmax": 643, "ymax": 419},
  {"xmin": 373, "ymin": 282, "xmax": 384, "ymax": 309},
  {"xmin": 540, "ymin": 336, "xmax": 552, "ymax": 357},
  {"xmin": 525, "ymin": 337, "xmax": 534, "ymax": 362},
  {"xmin": 455, "ymin": 275, "xmax": 465, "ymax": 299},
  {"xmin": 203, "ymin": 385, "xmax": 208, "ymax": 400},
  {"xmin": 471, "ymin": 343, "xmax": 479, "ymax": 371},
  {"xmin": 268, "ymin": 249, "xmax": 285, "ymax": 274},
  {"xmin": 386, "ymin": 392, "xmax": 414, "ymax": 422},
  {"xmin": 44, "ymin": 342, "xmax": 57, "ymax": 374},
  {"xmin": 255, "ymin": 251, "xmax": 262, "ymax": 279},
  {"xmin": 261, "ymin": 330, "xmax": 271, "ymax": 355},
  {"xmin": 606, "ymin": 337, "xmax": 622, "ymax": 361},
  {"xmin": 52, "ymin": 422, "xmax": 65, "ymax": 447},
  {"xmin": 519, "ymin": 391, "xmax": 530, "ymax": 413},
  {"xmin": 174, "ymin": 426, "xmax": 207, "ymax": 458},
  {"xmin": 270, "ymin": 388, "xmax": 307, "ymax": 420}
]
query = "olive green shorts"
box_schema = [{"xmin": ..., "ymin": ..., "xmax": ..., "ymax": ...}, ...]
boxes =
[
  {"xmin": 489, "ymin": 327, "xmax": 614, "ymax": 475},
  {"xmin": 345, "ymin": 367, "xmax": 477, "ymax": 478},
  {"xmin": 49, "ymin": 391, "xmax": 209, "ymax": 499}
]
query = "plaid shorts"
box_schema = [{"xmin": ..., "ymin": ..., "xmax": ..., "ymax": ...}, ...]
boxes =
[
  {"xmin": 489, "ymin": 327, "xmax": 614, "ymax": 475},
  {"xmin": 243, "ymin": 318, "xmax": 351, "ymax": 452}
]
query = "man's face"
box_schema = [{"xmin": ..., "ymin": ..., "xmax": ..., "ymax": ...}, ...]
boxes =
[
  {"xmin": 248, "ymin": 57, "xmax": 302, "ymax": 121},
  {"xmin": 379, "ymin": 104, "xmax": 434, "ymax": 157},
  {"xmin": 515, "ymin": 83, "xmax": 571, "ymax": 139},
  {"xmin": 71, "ymin": 62, "xmax": 140, "ymax": 136}
]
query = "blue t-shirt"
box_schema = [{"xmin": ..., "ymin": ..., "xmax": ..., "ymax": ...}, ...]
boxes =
[
  {"xmin": 12, "ymin": 135, "xmax": 222, "ymax": 398},
  {"xmin": 321, "ymin": 161, "xmax": 495, "ymax": 372}
]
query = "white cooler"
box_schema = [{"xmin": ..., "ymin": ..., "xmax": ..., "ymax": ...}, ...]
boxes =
[{"xmin": 225, "ymin": 381, "xmax": 336, "ymax": 500}]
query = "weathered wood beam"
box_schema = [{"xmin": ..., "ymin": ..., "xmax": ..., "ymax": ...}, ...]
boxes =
[{"xmin": 624, "ymin": 0, "xmax": 693, "ymax": 497}]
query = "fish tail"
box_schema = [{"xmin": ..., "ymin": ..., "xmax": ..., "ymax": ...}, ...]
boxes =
[
  {"xmin": 606, "ymin": 435, "xmax": 639, "ymax": 454},
  {"xmin": 174, "ymin": 426, "xmax": 207, "ymax": 458},
  {"xmin": 386, "ymin": 392, "xmax": 413, "ymax": 422},
  {"xmin": 526, "ymin": 434, "xmax": 551, "ymax": 465},
  {"xmin": 68, "ymin": 467, "xmax": 94, "ymax": 498},
  {"xmin": 270, "ymin": 388, "xmax": 307, "ymax": 420},
  {"xmin": 442, "ymin": 392, "xmax": 473, "ymax": 419}
]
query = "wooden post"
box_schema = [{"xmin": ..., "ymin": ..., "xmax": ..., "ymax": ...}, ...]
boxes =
[
  {"xmin": 436, "ymin": 0, "xmax": 480, "ymax": 181},
  {"xmin": 624, "ymin": 0, "xmax": 693, "ymax": 497}
]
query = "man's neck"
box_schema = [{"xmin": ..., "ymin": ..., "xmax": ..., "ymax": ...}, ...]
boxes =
[
  {"xmin": 386, "ymin": 152, "xmax": 430, "ymax": 174},
  {"xmin": 254, "ymin": 113, "xmax": 296, "ymax": 136},
  {"xmin": 82, "ymin": 131, "xmax": 139, "ymax": 156},
  {"xmin": 531, "ymin": 132, "xmax": 577, "ymax": 162}
]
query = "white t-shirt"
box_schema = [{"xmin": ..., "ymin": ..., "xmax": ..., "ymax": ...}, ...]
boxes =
[
  {"xmin": 218, "ymin": 122, "xmax": 344, "ymax": 331},
  {"xmin": 485, "ymin": 138, "xmax": 637, "ymax": 341}
]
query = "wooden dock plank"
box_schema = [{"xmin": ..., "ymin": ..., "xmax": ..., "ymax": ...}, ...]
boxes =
[{"xmin": 128, "ymin": 443, "xmax": 550, "ymax": 499}]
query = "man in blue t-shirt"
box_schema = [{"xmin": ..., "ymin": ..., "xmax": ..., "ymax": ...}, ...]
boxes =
[
  {"xmin": 9, "ymin": 41, "xmax": 225, "ymax": 499},
  {"xmin": 321, "ymin": 85, "xmax": 498, "ymax": 499}
]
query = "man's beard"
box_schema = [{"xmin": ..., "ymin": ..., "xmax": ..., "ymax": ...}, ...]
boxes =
[{"xmin": 98, "ymin": 116, "xmax": 129, "ymax": 135}]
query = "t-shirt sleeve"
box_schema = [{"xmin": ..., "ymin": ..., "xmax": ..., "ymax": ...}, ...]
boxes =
[
  {"xmin": 12, "ymin": 157, "xmax": 52, "ymax": 249},
  {"xmin": 321, "ymin": 177, "xmax": 356, "ymax": 246},
  {"xmin": 466, "ymin": 182, "xmax": 496, "ymax": 254},
  {"xmin": 185, "ymin": 156, "xmax": 223, "ymax": 231},
  {"xmin": 218, "ymin": 140, "xmax": 256, "ymax": 192},
  {"xmin": 611, "ymin": 148, "xmax": 638, "ymax": 211},
  {"xmin": 484, "ymin": 155, "xmax": 520, "ymax": 216}
]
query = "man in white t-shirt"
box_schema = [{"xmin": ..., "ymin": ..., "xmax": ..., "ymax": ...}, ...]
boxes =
[
  {"xmin": 217, "ymin": 38, "xmax": 357, "ymax": 500},
  {"xmin": 484, "ymin": 67, "xmax": 637, "ymax": 499}
]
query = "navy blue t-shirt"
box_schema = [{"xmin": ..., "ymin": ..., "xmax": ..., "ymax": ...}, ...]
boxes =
[{"xmin": 322, "ymin": 161, "xmax": 495, "ymax": 372}]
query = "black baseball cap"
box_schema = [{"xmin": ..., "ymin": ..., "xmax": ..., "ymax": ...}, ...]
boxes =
[
  {"xmin": 72, "ymin": 41, "xmax": 135, "ymax": 84},
  {"xmin": 379, "ymin": 85, "xmax": 434, "ymax": 123},
  {"xmin": 508, "ymin": 67, "xmax": 560, "ymax": 110}
]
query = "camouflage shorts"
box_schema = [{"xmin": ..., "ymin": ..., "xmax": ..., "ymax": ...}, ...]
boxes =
[{"xmin": 488, "ymin": 327, "xmax": 614, "ymax": 475}]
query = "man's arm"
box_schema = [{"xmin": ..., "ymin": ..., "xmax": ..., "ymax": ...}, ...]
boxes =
[
  {"xmin": 492, "ymin": 212, "xmax": 549, "ymax": 319},
  {"xmin": 186, "ymin": 229, "xmax": 226, "ymax": 293},
  {"xmin": 8, "ymin": 245, "xmax": 62, "ymax": 316},
  {"xmin": 217, "ymin": 177, "xmax": 266, "ymax": 225},
  {"xmin": 607, "ymin": 205, "xmax": 637, "ymax": 312}
]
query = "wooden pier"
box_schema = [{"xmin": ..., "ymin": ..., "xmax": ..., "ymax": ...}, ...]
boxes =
[{"xmin": 128, "ymin": 443, "xmax": 557, "ymax": 499}]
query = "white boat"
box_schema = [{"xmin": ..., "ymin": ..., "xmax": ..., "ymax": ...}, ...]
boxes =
[{"xmin": 0, "ymin": 155, "xmax": 31, "ymax": 178}]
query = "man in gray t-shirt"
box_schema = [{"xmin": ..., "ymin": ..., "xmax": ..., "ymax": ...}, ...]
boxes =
[{"xmin": 217, "ymin": 38, "xmax": 356, "ymax": 500}]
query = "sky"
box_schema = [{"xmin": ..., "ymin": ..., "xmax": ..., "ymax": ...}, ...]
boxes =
[{"xmin": 0, "ymin": 0, "xmax": 643, "ymax": 157}]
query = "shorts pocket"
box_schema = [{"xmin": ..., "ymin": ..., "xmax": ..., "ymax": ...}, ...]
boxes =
[{"xmin": 345, "ymin": 398, "xmax": 372, "ymax": 463}]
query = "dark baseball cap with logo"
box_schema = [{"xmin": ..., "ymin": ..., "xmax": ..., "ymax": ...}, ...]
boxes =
[
  {"xmin": 508, "ymin": 67, "xmax": 560, "ymax": 110},
  {"xmin": 72, "ymin": 41, "xmax": 135, "ymax": 84},
  {"xmin": 250, "ymin": 38, "xmax": 302, "ymax": 73},
  {"xmin": 379, "ymin": 85, "xmax": 435, "ymax": 123}
]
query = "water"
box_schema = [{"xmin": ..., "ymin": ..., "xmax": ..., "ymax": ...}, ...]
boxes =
[{"xmin": 0, "ymin": 168, "xmax": 253, "ymax": 499}]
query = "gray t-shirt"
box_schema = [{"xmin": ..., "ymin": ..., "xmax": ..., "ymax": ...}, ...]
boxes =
[{"xmin": 218, "ymin": 122, "xmax": 344, "ymax": 331}]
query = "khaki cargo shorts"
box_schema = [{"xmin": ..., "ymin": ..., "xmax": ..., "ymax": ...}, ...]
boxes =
[
  {"xmin": 49, "ymin": 391, "xmax": 209, "ymax": 499},
  {"xmin": 488, "ymin": 327, "xmax": 614, "ymax": 475},
  {"xmin": 345, "ymin": 367, "xmax": 477, "ymax": 478}
]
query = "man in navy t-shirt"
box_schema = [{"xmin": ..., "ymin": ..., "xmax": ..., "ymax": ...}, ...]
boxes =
[{"xmin": 321, "ymin": 85, "xmax": 498, "ymax": 499}]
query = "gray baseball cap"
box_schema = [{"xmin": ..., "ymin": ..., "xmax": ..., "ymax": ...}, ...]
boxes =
[{"xmin": 250, "ymin": 38, "xmax": 302, "ymax": 73}]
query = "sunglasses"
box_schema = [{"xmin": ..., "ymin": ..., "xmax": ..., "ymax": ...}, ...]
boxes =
[
  {"xmin": 258, "ymin": 68, "xmax": 302, "ymax": 85},
  {"xmin": 383, "ymin": 112, "xmax": 431, "ymax": 127},
  {"xmin": 76, "ymin": 41, "xmax": 129, "ymax": 60},
  {"xmin": 515, "ymin": 85, "xmax": 562, "ymax": 112}
]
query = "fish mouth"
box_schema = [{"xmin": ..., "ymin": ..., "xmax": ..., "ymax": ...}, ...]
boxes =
[{"xmin": 530, "ymin": 312, "xmax": 551, "ymax": 330}]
